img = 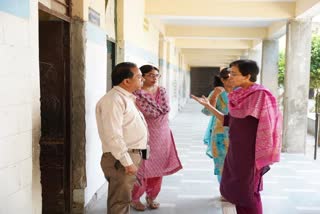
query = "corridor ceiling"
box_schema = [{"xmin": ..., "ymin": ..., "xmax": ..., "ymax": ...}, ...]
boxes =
[{"xmin": 146, "ymin": 0, "xmax": 320, "ymax": 67}]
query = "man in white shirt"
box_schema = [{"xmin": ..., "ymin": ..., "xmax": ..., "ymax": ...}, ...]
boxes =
[{"xmin": 96, "ymin": 62, "xmax": 148, "ymax": 214}]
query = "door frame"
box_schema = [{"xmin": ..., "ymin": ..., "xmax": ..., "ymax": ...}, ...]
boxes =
[
  {"xmin": 38, "ymin": 6, "xmax": 72, "ymax": 213},
  {"xmin": 38, "ymin": 1, "xmax": 72, "ymax": 22}
]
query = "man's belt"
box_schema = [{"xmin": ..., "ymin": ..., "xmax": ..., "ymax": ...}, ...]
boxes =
[{"xmin": 127, "ymin": 149, "xmax": 142, "ymax": 153}]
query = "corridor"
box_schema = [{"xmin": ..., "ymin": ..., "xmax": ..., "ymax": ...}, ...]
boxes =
[
  {"xmin": 87, "ymin": 100, "xmax": 320, "ymax": 214},
  {"xmin": 2, "ymin": 1, "xmax": 320, "ymax": 213}
]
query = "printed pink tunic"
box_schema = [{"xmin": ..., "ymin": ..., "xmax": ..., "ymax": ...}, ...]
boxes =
[{"xmin": 134, "ymin": 87, "xmax": 182, "ymax": 178}]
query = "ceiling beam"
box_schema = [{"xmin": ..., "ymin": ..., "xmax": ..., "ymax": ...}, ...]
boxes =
[
  {"xmin": 185, "ymin": 54, "xmax": 239, "ymax": 67},
  {"xmin": 175, "ymin": 39, "xmax": 253, "ymax": 49},
  {"xmin": 166, "ymin": 25, "xmax": 267, "ymax": 39},
  {"xmin": 189, "ymin": 64, "xmax": 231, "ymax": 67},
  {"xmin": 186, "ymin": 58, "xmax": 238, "ymax": 67},
  {"xmin": 146, "ymin": 0, "xmax": 295, "ymax": 19},
  {"xmin": 267, "ymin": 21, "xmax": 287, "ymax": 39},
  {"xmin": 251, "ymin": 40, "xmax": 262, "ymax": 49},
  {"xmin": 181, "ymin": 49, "xmax": 246, "ymax": 56},
  {"xmin": 185, "ymin": 55, "xmax": 237, "ymax": 62},
  {"xmin": 296, "ymin": 0, "xmax": 320, "ymax": 18}
]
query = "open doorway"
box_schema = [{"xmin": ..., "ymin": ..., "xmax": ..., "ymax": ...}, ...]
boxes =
[
  {"xmin": 190, "ymin": 67, "xmax": 220, "ymax": 97},
  {"xmin": 107, "ymin": 40, "xmax": 115, "ymax": 91},
  {"xmin": 38, "ymin": 7, "xmax": 72, "ymax": 213}
]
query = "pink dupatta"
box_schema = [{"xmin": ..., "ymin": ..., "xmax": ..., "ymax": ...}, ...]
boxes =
[
  {"xmin": 228, "ymin": 84, "xmax": 282, "ymax": 170},
  {"xmin": 134, "ymin": 87, "xmax": 170, "ymax": 118}
]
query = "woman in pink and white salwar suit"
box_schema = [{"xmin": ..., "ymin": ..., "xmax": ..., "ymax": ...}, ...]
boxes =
[{"xmin": 131, "ymin": 65, "xmax": 182, "ymax": 211}]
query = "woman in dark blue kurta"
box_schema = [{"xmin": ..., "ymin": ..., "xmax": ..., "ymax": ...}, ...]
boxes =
[{"xmin": 192, "ymin": 60, "xmax": 282, "ymax": 214}]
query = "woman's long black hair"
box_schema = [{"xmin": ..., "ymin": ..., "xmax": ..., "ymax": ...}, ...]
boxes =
[{"xmin": 213, "ymin": 67, "xmax": 230, "ymax": 88}]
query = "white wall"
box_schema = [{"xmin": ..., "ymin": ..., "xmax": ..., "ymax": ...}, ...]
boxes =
[
  {"xmin": 117, "ymin": 0, "xmax": 160, "ymax": 72},
  {"xmin": 0, "ymin": 1, "xmax": 40, "ymax": 213},
  {"xmin": 116, "ymin": 0, "xmax": 191, "ymax": 120},
  {"xmin": 105, "ymin": 0, "xmax": 116, "ymax": 40},
  {"xmin": 180, "ymin": 67, "xmax": 191, "ymax": 108},
  {"xmin": 167, "ymin": 42, "xmax": 179, "ymax": 119},
  {"xmin": 185, "ymin": 71, "xmax": 191, "ymax": 101},
  {"xmin": 84, "ymin": 23, "xmax": 107, "ymax": 205}
]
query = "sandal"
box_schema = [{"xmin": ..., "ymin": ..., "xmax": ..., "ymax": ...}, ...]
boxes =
[
  {"xmin": 131, "ymin": 201, "xmax": 146, "ymax": 211},
  {"xmin": 146, "ymin": 196, "xmax": 160, "ymax": 209}
]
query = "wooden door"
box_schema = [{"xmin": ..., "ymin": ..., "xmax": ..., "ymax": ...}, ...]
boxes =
[{"xmin": 39, "ymin": 21, "xmax": 71, "ymax": 214}]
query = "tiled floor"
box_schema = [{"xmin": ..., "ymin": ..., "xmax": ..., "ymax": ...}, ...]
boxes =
[{"xmin": 87, "ymin": 100, "xmax": 320, "ymax": 214}]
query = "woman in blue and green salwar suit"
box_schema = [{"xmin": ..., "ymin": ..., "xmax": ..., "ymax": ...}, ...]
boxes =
[{"xmin": 202, "ymin": 68, "xmax": 232, "ymax": 183}]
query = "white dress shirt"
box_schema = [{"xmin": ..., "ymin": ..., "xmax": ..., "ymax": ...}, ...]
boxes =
[{"xmin": 96, "ymin": 86, "xmax": 148, "ymax": 166}]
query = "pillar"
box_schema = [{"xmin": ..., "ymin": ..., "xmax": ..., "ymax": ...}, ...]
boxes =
[
  {"xmin": 261, "ymin": 39, "xmax": 279, "ymax": 96},
  {"xmin": 283, "ymin": 19, "xmax": 312, "ymax": 153},
  {"xmin": 159, "ymin": 35, "xmax": 168, "ymax": 87},
  {"xmin": 248, "ymin": 43, "xmax": 262, "ymax": 84}
]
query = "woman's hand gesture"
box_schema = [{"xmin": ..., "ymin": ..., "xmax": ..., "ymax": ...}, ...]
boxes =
[
  {"xmin": 191, "ymin": 95, "xmax": 210, "ymax": 107},
  {"xmin": 191, "ymin": 94, "xmax": 224, "ymax": 122}
]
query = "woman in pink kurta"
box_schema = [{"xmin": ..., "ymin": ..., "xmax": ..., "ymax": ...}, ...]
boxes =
[{"xmin": 131, "ymin": 65, "xmax": 182, "ymax": 211}]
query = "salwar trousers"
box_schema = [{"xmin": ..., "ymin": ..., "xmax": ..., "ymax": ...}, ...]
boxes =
[
  {"xmin": 132, "ymin": 177, "xmax": 163, "ymax": 201},
  {"xmin": 236, "ymin": 192, "xmax": 263, "ymax": 214}
]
